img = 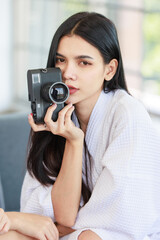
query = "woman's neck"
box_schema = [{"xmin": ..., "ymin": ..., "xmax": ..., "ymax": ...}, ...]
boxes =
[
  {"xmin": 75, "ymin": 107, "xmax": 90, "ymax": 134},
  {"xmin": 75, "ymin": 92, "xmax": 101, "ymax": 134}
]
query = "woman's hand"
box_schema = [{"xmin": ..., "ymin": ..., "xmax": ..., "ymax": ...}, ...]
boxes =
[
  {"xmin": 0, "ymin": 208, "xmax": 11, "ymax": 235},
  {"xmin": 6, "ymin": 212, "xmax": 59, "ymax": 240},
  {"xmin": 55, "ymin": 222, "xmax": 75, "ymax": 237},
  {"xmin": 28, "ymin": 103, "xmax": 84, "ymax": 143}
]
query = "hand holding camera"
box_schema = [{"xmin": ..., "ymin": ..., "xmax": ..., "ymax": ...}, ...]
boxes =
[
  {"xmin": 28, "ymin": 100, "xmax": 84, "ymax": 143},
  {"xmin": 27, "ymin": 67, "xmax": 84, "ymax": 141}
]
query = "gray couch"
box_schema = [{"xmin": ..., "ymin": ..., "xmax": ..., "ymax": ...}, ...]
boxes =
[
  {"xmin": 0, "ymin": 112, "xmax": 30, "ymax": 211},
  {"xmin": 0, "ymin": 176, "xmax": 5, "ymax": 209}
]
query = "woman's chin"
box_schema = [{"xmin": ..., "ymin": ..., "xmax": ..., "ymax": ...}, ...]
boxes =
[
  {"xmin": 65, "ymin": 97, "xmax": 75, "ymax": 105},
  {"xmin": 65, "ymin": 99, "xmax": 71, "ymax": 105}
]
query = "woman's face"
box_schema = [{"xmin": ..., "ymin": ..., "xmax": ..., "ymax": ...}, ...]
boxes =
[{"xmin": 55, "ymin": 34, "xmax": 108, "ymax": 107}]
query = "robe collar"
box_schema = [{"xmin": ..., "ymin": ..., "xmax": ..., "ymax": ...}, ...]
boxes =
[{"xmin": 72, "ymin": 90, "xmax": 114, "ymax": 158}]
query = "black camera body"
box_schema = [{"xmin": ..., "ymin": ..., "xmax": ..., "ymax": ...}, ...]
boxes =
[{"xmin": 27, "ymin": 67, "xmax": 69, "ymax": 123}]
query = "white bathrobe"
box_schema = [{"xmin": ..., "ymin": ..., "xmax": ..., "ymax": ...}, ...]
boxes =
[{"xmin": 21, "ymin": 89, "xmax": 160, "ymax": 240}]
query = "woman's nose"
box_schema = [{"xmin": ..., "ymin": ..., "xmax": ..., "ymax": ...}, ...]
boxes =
[{"xmin": 62, "ymin": 63, "xmax": 77, "ymax": 81}]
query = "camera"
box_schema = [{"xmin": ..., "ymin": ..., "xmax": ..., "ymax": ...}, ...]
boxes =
[{"xmin": 27, "ymin": 67, "xmax": 69, "ymax": 123}]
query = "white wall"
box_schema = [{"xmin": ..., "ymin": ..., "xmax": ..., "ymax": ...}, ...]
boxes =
[{"xmin": 0, "ymin": 0, "xmax": 12, "ymax": 112}]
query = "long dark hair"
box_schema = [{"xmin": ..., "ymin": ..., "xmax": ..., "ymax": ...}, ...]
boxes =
[{"xmin": 27, "ymin": 12, "xmax": 128, "ymax": 204}]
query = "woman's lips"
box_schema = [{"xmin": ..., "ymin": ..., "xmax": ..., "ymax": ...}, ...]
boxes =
[{"xmin": 67, "ymin": 85, "xmax": 79, "ymax": 95}]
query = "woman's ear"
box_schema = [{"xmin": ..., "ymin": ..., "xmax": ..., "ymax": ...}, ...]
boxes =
[{"xmin": 104, "ymin": 59, "xmax": 118, "ymax": 81}]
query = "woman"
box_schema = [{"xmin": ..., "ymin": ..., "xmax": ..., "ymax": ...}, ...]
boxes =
[{"xmin": 0, "ymin": 12, "xmax": 160, "ymax": 240}]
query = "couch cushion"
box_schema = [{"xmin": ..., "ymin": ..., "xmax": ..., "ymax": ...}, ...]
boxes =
[
  {"xmin": 0, "ymin": 176, "xmax": 5, "ymax": 209},
  {"xmin": 0, "ymin": 112, "xmax": 30, "ymax": 211}
]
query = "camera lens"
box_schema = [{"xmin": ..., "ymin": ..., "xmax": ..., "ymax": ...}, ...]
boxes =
[{"xmin": 49, "ymin": 82, "xmax": 69, "ymax": 103}]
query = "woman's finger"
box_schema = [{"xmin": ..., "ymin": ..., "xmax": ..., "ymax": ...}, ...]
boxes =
[
  {"xmin": 44, "ymin": 104, "xmax": 57, "ymax": 127},
  {"xmin": 50, "ymin": 223, "xmax": 59, "ymax": 240},
  {"xmin": 44, "ymin": 103, "xmax": 73, "ymax": 131},
  {"xmin": 0, "ymin": 215, "xmax": 8, "ymax": 233},
  {"xmin": 0, "ymin": 221, "xmax": 10, "ymax": 234},
  {"xmin": 57, "ymin": 103, "xmax": 73, "ymax": 126},
  {"xmin": 28, "ymin": 113, "xmax": 49, "ymax": 132},
  {"xmin": 0, "ymin": 217, "xmax": 5, "ymax": 232},
  {"xmin": 36, "ymin": 233, "xmax": 47, "ymax": 240},
  {"xmin": 58, "ymin": 103, "xmax": 73, "ymax": 117},
  {"xmin": 45, "ymin": 229, "xmax": 57, "ymax": 240},
  {"xmin": 3, "ymin": 222, "xmax": 10, "ymax": 233},
  {"xmin": 44, "ymin": 220, "xmax": 59, "ymax": 240},
  {"xmin": 0, "ymin": 208, "xmax": 4, "ymax": 221},
  {"xmin": 65, "ymin": 105, "xmax": 75, "ymax": 124},
  {"xmin": 39, "ymin": 222, "xmax": 58, "ymax": 240}
]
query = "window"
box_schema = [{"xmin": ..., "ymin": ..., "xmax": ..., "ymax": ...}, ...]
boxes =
[{"xmin": 1, "ymin": 0, "xmax": 160, "ymax": 120}]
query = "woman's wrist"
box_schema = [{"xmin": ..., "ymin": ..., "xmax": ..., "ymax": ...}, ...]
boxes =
[
  {"xmin": 67, "ymin": 130, "xmax": 84, "ymax": 146},
  {"xmin": 66, "ymin": 136, "xmax": 84, "ymax": 148},
  {"xmin": 5, "ymin": 211, "xmax": 20, "ymax": 231}
]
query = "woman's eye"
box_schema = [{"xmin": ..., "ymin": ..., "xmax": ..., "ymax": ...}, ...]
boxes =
[
  {"xmin": 80, "ymin": 61, "xmax": 90, "ymax": 66},
  {"xmin": 56, "ymin": 58, "xmax": 65, "ymax": 63}
]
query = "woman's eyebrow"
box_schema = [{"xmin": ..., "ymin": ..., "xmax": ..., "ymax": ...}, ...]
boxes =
[
  {"xmin": 56, "ymin": 53, "xmax": 65, "ymax": 57},
  {"xmin": 75, "ymin": 55, "xmax": 94, "ymax": 60},
  {"xmin": 56, "ymin": 52, "xmax": 94, "ymax": 60}
]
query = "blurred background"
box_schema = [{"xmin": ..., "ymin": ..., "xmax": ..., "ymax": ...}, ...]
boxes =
[{"xmin": 1, "ymin": 0, "xmax": 160, "ymax": 131}]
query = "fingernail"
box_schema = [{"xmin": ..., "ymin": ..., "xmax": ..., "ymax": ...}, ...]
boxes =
[
  {"xmin": 52, "ymin": 103, "xmax": 57, "ymax": 107},
  {"xmin": 28, "ymin": 113, "xmax": 32, "ymax": 119}
]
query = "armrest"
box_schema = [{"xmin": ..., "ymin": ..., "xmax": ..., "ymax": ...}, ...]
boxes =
[{"xmin": 0, "ymin": 176, "xmax": 5, "ymax": 209}]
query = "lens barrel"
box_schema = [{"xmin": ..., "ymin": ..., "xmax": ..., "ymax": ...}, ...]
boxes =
[
  {"xmin": 41, "ymin": 82, "xmax": 69, "ymax": 103},
  {"xmin": 49, "ymin": 82, "xmax": 69, "ymax": 103}
]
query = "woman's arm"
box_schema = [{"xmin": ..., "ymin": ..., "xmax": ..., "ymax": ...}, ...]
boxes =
[
  {"xmin": 3, "ymin": 211, "xmax": 59, "ymax": 240},
  {"xmin": 55, "ymin": 222, "xmax": 76, "ymax": 237},
  {"xmin": 51, "ymin": 138, "xmax": 83, "ymax": 227},
  {"xmin": 28, "ymin": 103, "xmax": 84, "ymax": 227}
]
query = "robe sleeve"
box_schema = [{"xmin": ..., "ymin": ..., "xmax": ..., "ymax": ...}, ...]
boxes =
[
  {"xmin": 20, "ymin": 171, "xmax": 55, "ymax": 222},
  {"xmin": 73, "ymin": 101, "xmax": 160, "ymax": 240}
]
